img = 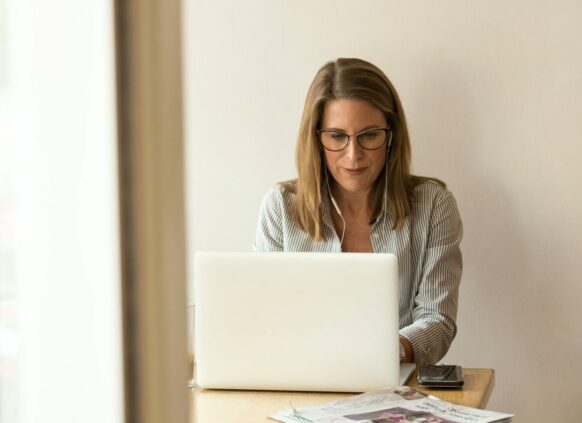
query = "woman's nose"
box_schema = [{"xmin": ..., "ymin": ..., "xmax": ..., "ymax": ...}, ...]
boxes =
[{"xmin": 344, "ymin": 136, "xmax": 364, "ymax": 159}]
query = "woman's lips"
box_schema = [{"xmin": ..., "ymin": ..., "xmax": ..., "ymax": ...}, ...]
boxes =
[{"xmin": 342, "ymin": 167, "xmax": 367, "ymax": 175}]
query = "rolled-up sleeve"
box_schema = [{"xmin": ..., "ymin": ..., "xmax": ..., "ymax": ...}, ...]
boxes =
[
  {"xmin": 254, "ymin": 186, "xmax": 285, "ymax": 252},
  {"xmin": 399, "ymin": 189, "xmax": 463, "ymax": 364}
]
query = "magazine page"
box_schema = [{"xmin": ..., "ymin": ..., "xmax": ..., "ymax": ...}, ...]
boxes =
[{"xmin": 270, "ymin": 387, "xmax": 513, "ymax": 423}]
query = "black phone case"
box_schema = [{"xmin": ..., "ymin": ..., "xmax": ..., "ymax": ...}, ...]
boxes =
[{"xmin": 417, "ymin": 365, "xmax": 464, "ymax": 388}]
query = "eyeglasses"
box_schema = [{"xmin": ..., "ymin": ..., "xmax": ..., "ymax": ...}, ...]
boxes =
[{"xmin": 317, "ymin": 127, "xmax": 391, "ymax": 152}]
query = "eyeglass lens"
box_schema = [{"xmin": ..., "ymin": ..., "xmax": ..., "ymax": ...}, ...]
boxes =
[{"xmin": 320, "ymin": 128, "xmax": 388, "ymax": 151}]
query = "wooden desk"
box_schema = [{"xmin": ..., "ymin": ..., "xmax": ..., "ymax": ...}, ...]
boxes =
[
  {"xmin": 408, "ymin": 368, "xmax": 495, "ymax": 409},
  {"xmin": 190, "ymin": 368, "xmax": 495, "ymax": 422}
]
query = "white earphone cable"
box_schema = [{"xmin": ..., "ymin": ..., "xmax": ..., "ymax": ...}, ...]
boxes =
[
  {"xmin": 384, "ymin": 131, "xmax": 393, "ymax": 220},
  {"xmin": 324, "ymin": 165, "xmax": 346, "ymax": 246}
]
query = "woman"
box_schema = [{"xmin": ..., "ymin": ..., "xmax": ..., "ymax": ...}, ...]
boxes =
[{"xmin": 254, "ymin": 58, "xmax": 462, "ymax": 365}]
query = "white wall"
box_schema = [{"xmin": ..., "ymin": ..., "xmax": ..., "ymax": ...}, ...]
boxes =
[
  {"xmin": 184, "ymin": 1, "xmax": 582, "ymax": 420},
  {"xmin": 1, "ymin": 1, "xmax": 124, "ymax": 422}
]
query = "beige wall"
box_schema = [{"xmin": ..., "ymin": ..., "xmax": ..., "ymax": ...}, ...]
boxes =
[{"xmin": 184, "ymin": 1, "xmax": 582, "ymax": 420}]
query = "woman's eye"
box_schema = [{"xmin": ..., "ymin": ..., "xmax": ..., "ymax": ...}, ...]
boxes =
[
  {"xmin": 359, "ymin": 130, "xmax": 382, "ymax": 142},
  {"xmin": 359, "ymin": 133, "xmax": 376, "ymax": 141},
  {"xmin": 330, "ymin": 133, "xmax": 347, "ymax": 141}
]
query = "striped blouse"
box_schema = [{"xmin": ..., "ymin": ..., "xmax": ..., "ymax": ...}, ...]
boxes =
[{"xmin": 254, "ymin": 180, "xmax": 463, "ymax": 365}]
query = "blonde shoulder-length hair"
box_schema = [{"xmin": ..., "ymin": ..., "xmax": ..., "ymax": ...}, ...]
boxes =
[{"xmin": 283, "ymin": 57, "xmax": 444, "ymax": 241}]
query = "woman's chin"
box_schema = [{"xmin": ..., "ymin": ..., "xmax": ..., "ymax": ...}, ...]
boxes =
[{"xmin": 335, "ymin": 180, "xmax": 373, "ymax": 195}]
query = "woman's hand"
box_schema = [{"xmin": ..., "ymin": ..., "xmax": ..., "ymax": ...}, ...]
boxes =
[{"xmin": 399, "ymin": 335, "xmax": 413, "ymax": 363}]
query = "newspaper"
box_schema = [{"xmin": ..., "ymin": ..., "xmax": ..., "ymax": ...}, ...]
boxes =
[{"xmin": 270, "ymin": 386, "xmax": 512, "ymax": 423}]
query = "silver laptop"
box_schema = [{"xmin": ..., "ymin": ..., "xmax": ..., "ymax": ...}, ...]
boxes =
[{"xmin": 194, "ymin": 252, "xmax": 412, "ymax": 392}]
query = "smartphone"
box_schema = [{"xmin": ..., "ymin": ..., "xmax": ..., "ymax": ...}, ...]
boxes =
[{"xmin": 417, "ymin": 365, "xmax": 464, "ymax": 388}]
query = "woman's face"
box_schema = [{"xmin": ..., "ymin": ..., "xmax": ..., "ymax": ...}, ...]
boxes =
[{"xmin": 320, "ymin": 98, "xmax": 388, "ymax": 197}]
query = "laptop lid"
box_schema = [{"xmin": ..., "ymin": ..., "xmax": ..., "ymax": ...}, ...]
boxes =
[{"xmin": 194, "ymin": 252, "xmax": 400, "ymax": 392}]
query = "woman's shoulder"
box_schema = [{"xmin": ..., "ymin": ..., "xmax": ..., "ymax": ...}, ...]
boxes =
[
  {"xmin": 277, "ymin": 179, "xmax": 298, "ymax": 195},
  {"xmin": 413, "ymin": 177, "xmax": 447, "ymax": 195},
  {"xmin": 260, "ymin": 179, "xmax": 297, "ymax": 211},
  {"xmin": 411, "ymin": 177, "xmax": 457, "ymax": 209},
  {"xmin": 263, "ymin": 179, "xmax": 297, "ymax": 198},
  {"xmin": 410, "ymin": 177, "xmax": 462, "ymax": 238}
]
